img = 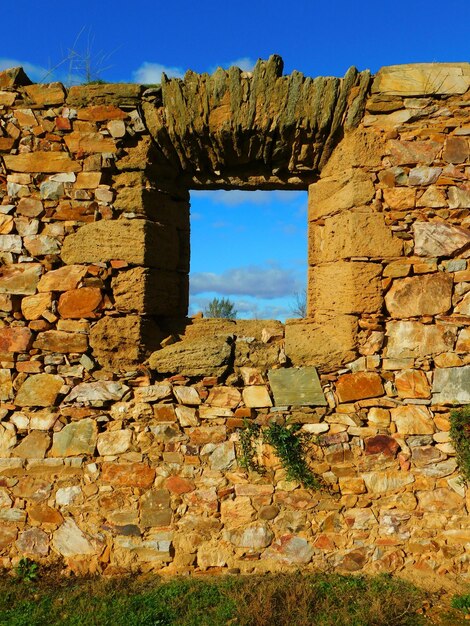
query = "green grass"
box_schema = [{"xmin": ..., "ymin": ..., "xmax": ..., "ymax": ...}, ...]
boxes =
[
  {"xmin": 0, "ymin": 571, "xmax": 435, "ymax": 626},
  {"xmin": 452, "ymin": 593, "xmax": 470, "ymax": 614}
]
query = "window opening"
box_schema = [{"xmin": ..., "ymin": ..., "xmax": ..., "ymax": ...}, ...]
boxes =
[{"xmin": 189, "ymin": 190, "xmax": 307, "ymax": 321}]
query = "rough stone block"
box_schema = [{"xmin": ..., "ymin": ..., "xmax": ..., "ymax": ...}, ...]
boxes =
[
  {"xmin": 321, "ymin": 128, "xmax": 386, "ymax": 176},
  {"xmin": 61, "ymin": 219, "xmax": 179, "ymax": 269},
  {"xmin": 115, "ymin": 136, "xmax": 155, "ymax": 171},
  {"xmin": 148, "ymin": 335, "xmax": 233, "ymax": 377},
  {"xmin": 309, "ymin": 262, "xmax": 383, "ymax": 315},
  {"xmin": 111, "ymin": 267, "xmax": 183, "ymax": 315},
  {"xmin": 14, "ymin": 431, "xmax": 50, "ymax": 459},
  {"xmin": 77, "ymin": 105, "xmax": 128, "ymax": 121},
  {"xmin": 309, "ymin": 210, "xmax": 402, "ymax": 264},
  {"xmin": 285, "ymin": 316, "xmax": 357, "ymax": 373},
  {"xmin": 113, "ymin": 178, "xmax": 189, "ymax": 229},
  {"xmin": 417, "ymin": 488, "xmax": 464, "ymax": 512},
  {"xmin": 184, "ymin": 318, "xmax": 284, "ymax": 342},
  {"xmin": 309, "ymin": 169, "xmax": 375, "ymax": 220},
  {"xmin": 21, "ymin": 293, "xmax": 52, "ymax": 320},
  {"xmin": 140, "ymin": 489, "xmax": 171, "ymax": 528},
  {"xmin": 382, "ymin": 188, "xmax": 416, "ymax": 209},
  {"xmin": 443, "ymin": 137, "xmax": 469, "ymax": 163},
  {"xmin": 90, "ymin": 315, "xmax": 162, "ymax": 370}
]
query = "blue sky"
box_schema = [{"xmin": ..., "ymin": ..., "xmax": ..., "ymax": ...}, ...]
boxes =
[{"xmin": 2, "ymin": 0, "xmax": 470, "ymax": 319}]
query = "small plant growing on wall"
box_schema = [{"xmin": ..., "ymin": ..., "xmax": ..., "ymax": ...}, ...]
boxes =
[
  {"xmin": 238, "ymin": 420, "xmax": 324, "ymax": 490},
  {"xmin": 15, "ymin": 558, "xmax": 39, "ymax": 583},
  {"xmin": 449, "ymin": 406, "xmax": 470, "ymax": 484},
  {"xmin": 264, "ymin": 422, "xmax": 323, "ymax": 490},
  {"xmin": 238, "ymin": 420, "xmax": 265, "ymax": 474}
]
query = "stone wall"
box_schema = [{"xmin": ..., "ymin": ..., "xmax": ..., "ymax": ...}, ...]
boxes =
[{"xmin": 0, "ymin": 60, "xmax": 469, "ymax": 579}]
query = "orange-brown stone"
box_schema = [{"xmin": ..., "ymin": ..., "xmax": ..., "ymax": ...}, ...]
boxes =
[
  {"xmin": 0, "ymin": 264, "xmax": 42, "ymax": 295},
  {"xmin": 17, "ymin": 197, "xmax": 44, "ymax": 218},
  {"xmin": 0, "ymin": 137, "xmax": 15, "ymax": 151},
  {"xmin": 336, "ymin": 372, "xmax": 384, "ymax": 403},
  {"xmin": 38, "ymin": 265, "xmax": 87, "ymax": 292},
  {"xmin": 21, "ymin": 292, "xmax": 52, "ymax": 320},
  {"xmin": 0, "ymin": 526, "xmax": 17, "ymax": 550},
  {"xmin": 443, "ymin": 137, "xmax": 469, "ymax": 164},
  {"xmin": 313, "ymin": 534, "xmax": 335, "ymax": 550},
  {"xmin": 77, "ymin": 106, "xmax": 128, "ymax": 122},
  {"xmin": 101, "ymin": 463, "xmax": 156, "ymax": 488},
  {"xmin": 206, "ymin": 386, "xmax": 242, "ymax": 408},
  {"xmin": 28, "ymin": 503, "xmax": 63, "ymax": 525},
  {"xmin": 64, "ymin": 131, "xmax": 116, "ymax": 154},
  {"xmin": 153, "ymin": 404, "xmax": 177, "ymax": 422},
  {"xmin": 365, "ymin": 435, "xmax": 399, "ymax": 457},
  {"xmin": 166, "ymin": 476, "xmax": 195, "ymax": 495},
  {"xmin": 24, "ymin": 83, "xmax": 66, "ymax": 105},
  {"xmin": 388, "ymin": 140, "xmax": 441, "ymax": 165},
  {"xmin": 395, "ymin": 369, "xmax": 430, "ymax": 399},
  {"xmin": 57, "ymin": 287, "xmax": 102, "ymax": 319},
  {"xmin": 0, "ymin": 327, "xmax": 32, "ymax": 352},
  {"xmin": 3, "ymin": 152, "xmax": 81, "ymax": 173},
  {"xmin": 385, "ymin": 273, "xmax": 453, "ymax": 318},
  {"xmin": 0, "ymin": 215, "xmax": 14, "ymax": 234},
  {"xmin": 33, "ymin": 330, "xmax": 88, "ymax": 353}
]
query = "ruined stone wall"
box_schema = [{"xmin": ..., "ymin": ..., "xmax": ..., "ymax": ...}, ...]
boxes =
[{"xmin": 0, "ymin": 61, "xmax": 468, "ymax": 579}]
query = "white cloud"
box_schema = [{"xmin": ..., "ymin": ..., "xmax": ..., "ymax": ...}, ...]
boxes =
[
  {"xmin": 132, "ymin": 57, "xmax": 256, "ymax": 85},
  {"xmin": 190, "ymin": 262, "xmax": 302, "ymax": 299},
  {"xmin": 210, "ymin": 57, "xmax": 257, "ymax": 73},
  {"xmin": 132, "ymin": 62, "xmax": 184, "ymax": 84},
  {"xmin": 0, "ymin": 58, "xmax": 48, "ymax": 83}
]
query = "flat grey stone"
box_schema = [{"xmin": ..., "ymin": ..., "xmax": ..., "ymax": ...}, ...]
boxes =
[
  {"xmin": 432, "ymin": 365, "xmax": 470, "ymax": 404},
  {"xmin": 268, "ymin": 367, "xmax": 327, "ymax": 406}
]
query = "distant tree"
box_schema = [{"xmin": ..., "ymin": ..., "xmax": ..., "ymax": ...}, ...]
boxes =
[
  {"xmin": 290, "ymin": 289, "xmax": 307, "ymax": 318},
  {"xmin": 204, "ymin": 297, "xmax": 238, "ymax": 319}
]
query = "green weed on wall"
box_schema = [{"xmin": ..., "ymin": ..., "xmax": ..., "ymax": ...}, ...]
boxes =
[
  {"xmin": 238, "ymin": 420, "xmax": 324, "ymax": 490},
  {"xmin": 450, "ymin": 406, "xmax": 470, "ymax": 484}
]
